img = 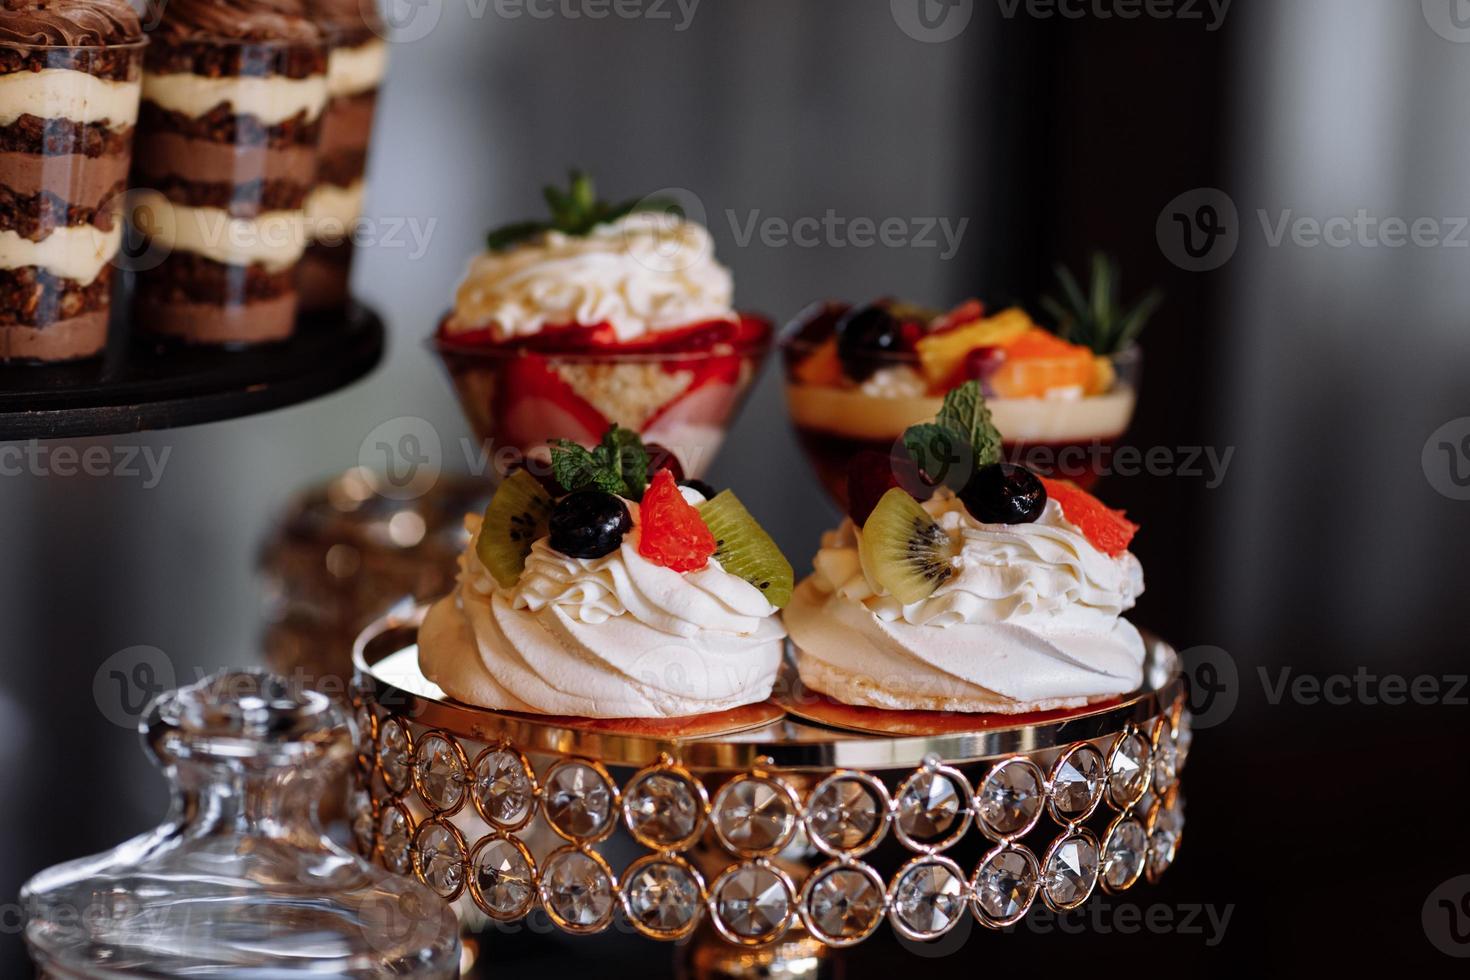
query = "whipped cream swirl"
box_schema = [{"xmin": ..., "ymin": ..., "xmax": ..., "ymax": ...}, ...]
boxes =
[
  {"xmin": 786, "ymin": 491, "xmax": 1147, "ymax": 713},
  {"xmin": 445, "ymin": 213, "xmax": 736, "ymax": 342},
  {"xmin": 420, "ymin": 502, "xmax": 785, "ymax": 719}
]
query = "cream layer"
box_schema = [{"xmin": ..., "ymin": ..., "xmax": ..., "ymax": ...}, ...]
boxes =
[
  {"xmin": 0, "ymin": 68, "xmax": 140, "ymax": 129},
  {"xmin": 0, "ymin": 223, "xmax": 121, "ymax": 283},
  {"xmin": 136, "ymin": 194, "xmax": 306, "ymax": 271},
  {"xmin": 328, "ymin": 40, "xmax": 387, "ymax": 98},
  {"xmin": 142, "ymin": 71, "xmax": 328, "ymax": 125}
]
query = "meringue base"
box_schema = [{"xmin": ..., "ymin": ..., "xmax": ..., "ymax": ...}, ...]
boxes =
[{"xmin": 793, "ymin": 649, "xmax": 1113, "ymax": 715}]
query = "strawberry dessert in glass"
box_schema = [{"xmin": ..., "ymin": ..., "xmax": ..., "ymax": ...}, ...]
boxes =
[
  {"xmin": 435, "ymin": 173, "xmax": 772, "ymax": 482},
  {"xmin": 783, "ymin": 257, "xmax": 1159, "ymax": 504}
]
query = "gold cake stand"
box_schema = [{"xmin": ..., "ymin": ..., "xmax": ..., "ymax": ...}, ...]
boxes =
[{"xmin": 350, "ymin": 603, "xmax": 1190, "ymax": 979}]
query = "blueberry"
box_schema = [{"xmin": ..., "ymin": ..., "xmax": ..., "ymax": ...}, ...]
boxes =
[
  {"xmin": 835, "ymin": 302, "xmax": 905, "ymax": 382},
  {"xmin": 548, "ymin": 491, "xmax": 632, "ymax": 558},
  {"xmin": 679, "ymin": 479, "xmax": 718, "ymax": 501},
  {"xmin": 959, "ymin": 464, "xmax": 1047, "ymax": 525}
]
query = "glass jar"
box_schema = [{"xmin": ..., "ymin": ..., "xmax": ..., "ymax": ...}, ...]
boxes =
[{"xmin": 20, "ymin": 669, "xmax": 460, "ymax": 978}]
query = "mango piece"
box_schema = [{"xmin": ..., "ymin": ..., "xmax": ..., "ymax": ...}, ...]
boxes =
[
  {"xmin": 793, "ymin": 337, "xmax": 844, "ymax": 386},
  {"xmin": 916, "ymin": 307, "xmax": 1034, "ymax": 388}
]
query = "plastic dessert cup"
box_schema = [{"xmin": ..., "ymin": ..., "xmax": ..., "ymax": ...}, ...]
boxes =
[
  {"xmin": 435, "ymin": 316, "xmax": 774, "ymax": 481},
  {"xmin": 299, "ymin": 20, "xmax": 386, "ymax": 311},
  {"xmin": 783, "ymin": 338, "xmax": 1140, "ymax": 506},
  {"xmin": 0, "ymin": 39, "xmax": 144, "ymax": 362},
  {"xmin": 132, "ymin": 35, "xmax": 327, "ymax": 345}
]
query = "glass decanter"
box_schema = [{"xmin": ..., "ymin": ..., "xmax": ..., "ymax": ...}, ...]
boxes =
[{"xmin": 21, "ymin": 669, "xmax": 461, "ymax": 978}]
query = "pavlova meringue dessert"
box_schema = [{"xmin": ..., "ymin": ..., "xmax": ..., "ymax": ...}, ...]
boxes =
[
  {"xmin": 421, "ymin": 427, "xmax": 792, "ymax": 719},
  {"xmin": 785, "ymin": 380, "xmax": 1146, "ymax": 714}
]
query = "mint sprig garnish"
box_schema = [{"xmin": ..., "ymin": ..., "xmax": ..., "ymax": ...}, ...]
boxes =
[
  {"xmin": 903, "ymin": 381, "xmax": 1002, "ymax": 489},
  {"xmin": 550, "ymin": 425, "xmax": 650, "ymax": 500},
  {"xmin": 486, "ymin": 171, "xmax": 681, "ymax": 252},
  {"xmin": 1041, "ymin": 252, "xmax": 1163, "ymax": 355}
]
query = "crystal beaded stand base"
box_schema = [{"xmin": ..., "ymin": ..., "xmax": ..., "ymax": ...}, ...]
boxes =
[{"xmin": 352, "ymin": 604, "xmax": 1191, "ymax": 977}]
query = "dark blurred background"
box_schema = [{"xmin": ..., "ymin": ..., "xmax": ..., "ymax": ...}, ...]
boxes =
[{"xmin": 3, "ymin": 0, "xmax": 1469, "ymax": 974}]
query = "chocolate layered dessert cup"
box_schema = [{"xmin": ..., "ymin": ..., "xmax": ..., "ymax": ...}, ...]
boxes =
[
  {"xmin": 299, "ymin": 0, "xmax": 386, "ymax": 311},
  {"xmin": 0, "ymin": 0, "xmax": 144, "ymax": 362},
  {"xmin": 132, "ymin": 0, "xmax": 327, "ymax": 344}
]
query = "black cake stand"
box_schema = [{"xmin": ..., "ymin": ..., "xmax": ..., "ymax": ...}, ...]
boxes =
[{"xmin": 0, "ymin": 302, "xmax": 384, "ymax": 441}]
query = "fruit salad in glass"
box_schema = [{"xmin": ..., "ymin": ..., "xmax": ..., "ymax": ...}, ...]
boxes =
[
  {"xmin": 783, "ymin": 257, "xmax": 1159, "ymax": 503},
  {"xmin": 435, "ymin": 173, "xmax": 772, "ymax": 482}
]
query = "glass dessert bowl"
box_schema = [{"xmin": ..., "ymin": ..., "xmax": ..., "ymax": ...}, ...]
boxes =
[
  {"xmin": 435, "ymin": 172, "xmax": 773, "ymax": 480},
  {"xmin": 436, "ymin": 314, "xmax": 772, "ymax": 481},
  {"xmin": 783, "ymin": 298, "xmax": 1142, "ymax": 506}
]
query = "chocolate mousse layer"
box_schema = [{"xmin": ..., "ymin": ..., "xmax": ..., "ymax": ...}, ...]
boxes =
[
  {"xmin": 133, "ymin": 0, "xmax": 325, "ymax": 345},
  {"xmin": 0, "ymin": 0, "xmax": 143, "ymax": 362},
  {"xmin": 300, "ymin": 0, "xmax": 386, "ymax": 311}
]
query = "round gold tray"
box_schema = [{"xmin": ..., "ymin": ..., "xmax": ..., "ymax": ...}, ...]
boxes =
[{"xmin": 350, "ymin": 602, "xmax": 1191, "ymax": 973}]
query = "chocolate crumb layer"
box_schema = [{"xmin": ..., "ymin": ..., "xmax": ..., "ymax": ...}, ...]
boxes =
[
  {"xmin": 0, "ymin": 264, "xmax": 111, "ymax": 326},
  {"xmin": 136, "ymin": 250, "xmax": 294, "ymax": 305},
  {"xmin": 0, "ymin": 0, "xmax": 143, "ymax": 46},
  {"xmin": 316, "ymin": 147, "xmax": 365, "ymax": 188},
  {"xmin": 0, "ymin": 44, "xmax": 143, "ymax": 81},
  {"xmin": 0, "ymin": 117, "xmax": 132, "ymax": 157},
  {"xmin": 145, "ymin": 36, "xmax": 327, "ymax": 79},
  {"xmin": 139, "ymin": 101, "xmax": 320, "ymax": 149},
  {"xmin": 0, "ymin": 181, "xmax": 124, "ymax": 238},
  {"xmin": 307, "ymin": 0, "xmax": 384, "ymax": 44},
  {"xmin": 139, "ymin": 174, "xmax": 311, "ymax": 214}
]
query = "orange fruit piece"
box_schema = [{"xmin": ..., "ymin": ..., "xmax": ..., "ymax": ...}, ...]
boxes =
[
  {"xmin": 793, "ymin": 337, "xmax": 844, "ymax": 386},
  {"xmin": 916, "ymin": 307, "xmax": 1033, "ymax": 388},
  {"xmin": 989, "ymin": 328, "xmax": 1097, "ymax": 398},
  {"xmin": 639, "ymin": 470, "xmax": 717, "ymax": 572},
  {"xmin": 1040, "ymin": 477, "xmax": 1138, "ymax": 557}
]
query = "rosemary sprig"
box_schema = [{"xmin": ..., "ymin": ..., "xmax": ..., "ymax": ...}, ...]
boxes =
[{"xmin": 1041, "ymin": 253, "xmax": 1163, "ymax": 355}]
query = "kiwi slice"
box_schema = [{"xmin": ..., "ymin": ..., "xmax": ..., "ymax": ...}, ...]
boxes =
[
  {"xmin": 698, "ymin": 490, "xmax": 794, "ymax": 607},
  {"xmin": 476, "ymin": 470, "xmax": 554, "ymax": 588},
  {"xmin": 859, "ymin": 488, "xmax": 956, "ymax": 604}
]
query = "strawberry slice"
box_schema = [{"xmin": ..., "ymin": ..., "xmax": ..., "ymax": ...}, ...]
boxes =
[
  {"xmin": 638, "ymin": 470, "xmax": 716, "ymax": 572},
  {"xmin": 496, "ymin": 354, "xmax": 609, "ymax": 449},
  {"xmin": 1040, "ymin": 477, "xmax": 1138, "ymax": 557}
]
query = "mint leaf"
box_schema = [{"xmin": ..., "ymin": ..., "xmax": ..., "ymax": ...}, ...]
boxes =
[
  {"xmin": 936, "ymin": 381, "xmax": 1002, "ymax": 469},
  {"xmin": 485, "ymin": 173, "xmax": 686, "ymax": 252},
  {"xmin": 548, "ymin": 426, "xmax": 650, "ymax": 498},
  {"xmin": 598, "ymin": 426, "xmax": 649, "ymax": 500},
  {"xmin": 903, "ymin": 423, "xmax": 970, "ymax": 492},
  {"xmin": 550, "ymin": 440, "xmax": 605, "ymax": 494}
]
